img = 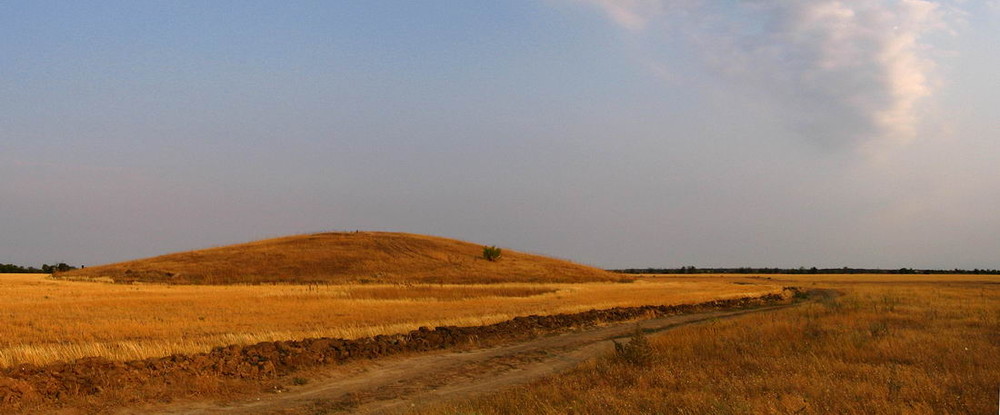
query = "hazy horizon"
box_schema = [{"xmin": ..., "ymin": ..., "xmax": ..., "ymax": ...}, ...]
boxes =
[{"xmin": 3, "ymin": 1, "xmax": 998, "ymax": 270}]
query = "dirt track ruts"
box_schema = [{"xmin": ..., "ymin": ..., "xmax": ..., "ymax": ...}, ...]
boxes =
[{"xmin": 121, "ymin": 293, "xmax": 818, "ymax": 415}]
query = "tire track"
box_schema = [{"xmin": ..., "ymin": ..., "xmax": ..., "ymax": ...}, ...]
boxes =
[{"xmin": 130, "ymin": 294, "xmax": 823, "ymax": 415}]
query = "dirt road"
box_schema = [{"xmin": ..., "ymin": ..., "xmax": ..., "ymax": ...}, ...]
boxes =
[{"xmin": 122, "ymin": 302, "xmax": 795, "ymax": 415}]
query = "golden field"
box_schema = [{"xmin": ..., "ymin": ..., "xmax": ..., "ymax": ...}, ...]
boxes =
[
  {"xmin": 642, "ymin": 272, "xmax": 1000, "ymax": 283},
  {"xmin": 418, "ymin": 274, "xmax": 1000, "ymax": 415},
  {"xmin": 0, "ymin": 273, "xmax": 782, "ymax": 368}
]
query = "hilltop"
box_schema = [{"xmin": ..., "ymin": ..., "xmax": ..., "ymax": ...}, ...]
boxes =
[{"xmin": 56, "ymin": 232, "xmax": 620, "ymax": 284}]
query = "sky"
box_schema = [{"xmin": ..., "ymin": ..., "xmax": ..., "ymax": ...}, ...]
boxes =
[{"xmin": 2, "ymin": 1, "xmax": 998, "ymax": 270}]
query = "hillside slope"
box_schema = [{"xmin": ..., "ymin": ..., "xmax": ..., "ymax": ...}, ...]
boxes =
[{"xmin": 57, "ymin": 232, "xmax": 620, "ymax": 284}]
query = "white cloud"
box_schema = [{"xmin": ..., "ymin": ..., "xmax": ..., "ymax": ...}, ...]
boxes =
[
  {"xmin": 579, "ymin": 0, "xmax": 667, "ymax": 31},
  {"xmin": 582, "ymin": 0, "xmax": 955, "ymax": 146}
]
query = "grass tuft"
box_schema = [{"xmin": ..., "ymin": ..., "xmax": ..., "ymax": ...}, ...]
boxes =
[{"xmin": 612, "ymin": 327, "xmax": 655, "ymax": 367}]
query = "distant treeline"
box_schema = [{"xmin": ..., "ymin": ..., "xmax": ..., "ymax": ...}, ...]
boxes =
[
  {"xmin": 0, "ymin": 263, "xmax": 80, "ymax": 273},
  {"xmin": 612, "ymin": 266, "xmax": 1000, "ymax": 275}
]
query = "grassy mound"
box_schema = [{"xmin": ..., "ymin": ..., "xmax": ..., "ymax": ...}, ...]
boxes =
[{"xmin": 57, "ymin": 232, "xmax": 620, "ymax": 284}]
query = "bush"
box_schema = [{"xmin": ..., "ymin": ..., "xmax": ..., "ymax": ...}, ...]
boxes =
[
  {"xmin": 483, "ymin": 245, "xmax": 502, "ymax": 262},
  {"xmin": 613, "ymin": 327, "xmax": 655, "ymax": 366}
]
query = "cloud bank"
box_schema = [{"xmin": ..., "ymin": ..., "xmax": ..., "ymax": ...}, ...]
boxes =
[{"xmin": 582, "ymin": 0, "xmax": 953, "ymax": 146}]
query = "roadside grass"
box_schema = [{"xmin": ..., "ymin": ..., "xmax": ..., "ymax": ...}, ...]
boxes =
[
  {"xmin": 416, "ymin": 280, "xmax": 1000, "ymax": 414},
  {"xmin": 0, "ymin": 274, "xmax": 781, "ymax": 367}
]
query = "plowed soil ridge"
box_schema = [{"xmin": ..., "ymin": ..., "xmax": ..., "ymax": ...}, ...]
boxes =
[{"xmin": 0, "ymin": 290, "xmax": 795, "ymax": 413}]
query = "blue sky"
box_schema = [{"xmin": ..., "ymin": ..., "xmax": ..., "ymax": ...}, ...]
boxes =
[{"xmin": 2, "ymin": 1, "xmax": 998, "ymax": 269}]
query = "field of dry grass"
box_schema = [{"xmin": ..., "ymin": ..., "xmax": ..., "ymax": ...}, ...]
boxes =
[
  {"xmin": 417, "ymin": 274, "xmax": 1000, "ymax": 414},
  {"xmin": 56, "ymin": 232, "xmax": 620, "ymax": 284},
  {"xmin": 642, "ymin": 272, "xmax": 1000, "ymax": 283},
  {"xmin": 0, "ymin": 273, "xmax": 782, "ymax": 368}
]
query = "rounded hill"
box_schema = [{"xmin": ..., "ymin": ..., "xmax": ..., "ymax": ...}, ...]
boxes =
[{"xmin": 57, "ymin": 232, "xmax": 620, "ymax": 284}]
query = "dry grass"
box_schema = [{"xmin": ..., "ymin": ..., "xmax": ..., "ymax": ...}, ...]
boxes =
[
  {"xmin": 0, "ymin": 273, "xmax": 782, "ymax": 368},
  {"xmin": 416, "ymin": 274, "xmax": 1000, "ymax": 415},
  {"xmin": 56, "ymin": 232, "xmax": 621, "ymax": 284},
  {"xmin": 642, "ymin": 272, "xmax": 1000, "ymax": 283}
]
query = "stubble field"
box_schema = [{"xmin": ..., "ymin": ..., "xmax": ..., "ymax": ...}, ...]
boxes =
[{"xmin": 0, "ymin": 273, "xmax": 782, "ymax": 368}]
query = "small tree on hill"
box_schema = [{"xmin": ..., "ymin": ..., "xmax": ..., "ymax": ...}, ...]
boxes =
[{"xmin": 483, "ymin": 245, "xmax": 502, "ymax": 262}]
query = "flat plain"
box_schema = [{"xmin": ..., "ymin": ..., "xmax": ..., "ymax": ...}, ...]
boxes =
[
  {"xmin": 415, "ymin": 274, "xmax": 1000, "ymax": 415},
  {"xmin": 0, "ymin": 273, "xmax": 781, "ymax": 368},
  {"xmin": 3, "ymin": 233, "xmax": 996, "ymax": 415}
]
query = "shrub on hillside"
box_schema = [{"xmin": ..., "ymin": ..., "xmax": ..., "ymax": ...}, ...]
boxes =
[{"xmin": 482, "ymin": 245, "xmax": 502, "ymax": 262}]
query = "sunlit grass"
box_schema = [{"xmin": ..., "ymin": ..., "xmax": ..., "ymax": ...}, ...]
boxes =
[
  {"xmin": 0, "ymin": 274, "xmax": 781, "ymax": 367},
  {"xmin": 55, "ymin": 232, "xmax": 622, "ymax": 284},
  {"xmin": 417, "ymin": 276, "xmax": 1000, "ymax": 415}
]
